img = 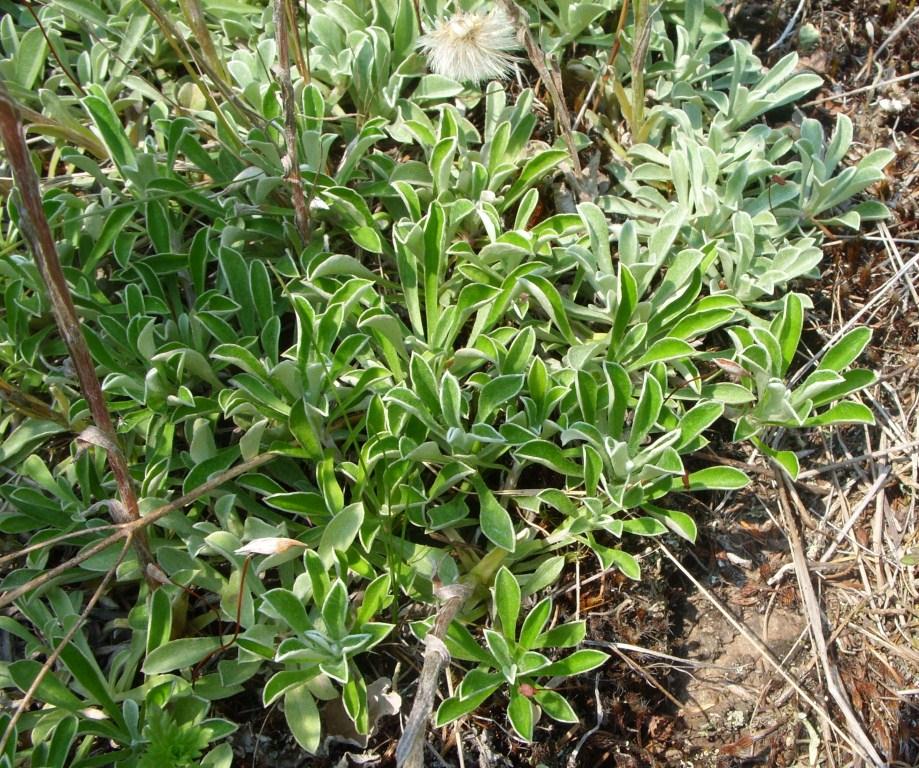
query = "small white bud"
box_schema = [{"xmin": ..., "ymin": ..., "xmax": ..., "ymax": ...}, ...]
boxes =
[
  {"xmin": 235, "ymin": 537, "xmax": 307, "ymax": 556},
  {"xmin": 79, "ymin": 708, "xmax": 108, "ymax": 721}
]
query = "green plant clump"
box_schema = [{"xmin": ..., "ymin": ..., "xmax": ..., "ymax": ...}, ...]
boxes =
[{"xmin": 0, "ymin": 0, "xmax": 889, "ymax": 762}]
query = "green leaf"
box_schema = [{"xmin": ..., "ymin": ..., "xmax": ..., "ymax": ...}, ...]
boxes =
[
  {"xmin": 502, "ymin": 149, "xmax": 567, "ymax": 209},
  {"xmin": 533, "ymin": 689, "xmax": 578, "ymax": 723},
  {"xmin": 9, "ymin": 661, "xmax": 82, "ymax": 710},
  {"xmin": 478, "ymin": 484, "xmax": 516, "ymax": 552},
  {"xmin": 53, "ymin": 0, "xmax": 109, "ymax": 25},
  {"xmin": 621, "ymin": 517, "xmax": 668, "ymax": 536},
  {"xmin": 423, "ymin": 202, "xmax": 446, "ymax": 335},
  {"xmin": 612, "ymin": 265, "xmax": 637, "ymax": 346},
  {"xmin": 629, "ymin": 374, "xmax": 663, "ymax": 452},
  {"xmin": 436, "ymin": 687, "xmax": 496, "ymax": 726},
  {"xmin": 289, "ymin": 399, "xmax": 323, "ymax": 459},
  {"xmin": 809, "ymin": 369, "xmax": 876, "ymax": 408},
  {"xmin": 520, "ymin": 274, "xmax": 576, "ymax": 343},
  {"xmin": 285, "ymin": 684, "xmax": 322, "ymax": 753},
  {"xmin": 414, "ymin": 74, "xmax": 463, "ymax": 100},
  {"xmin": 444, "ymin": 621, "xmax": 493, "ymax": 664},
  {"xmin": 57, "ymin": 644, "xmax": 122, "ymax": 726},
  {"xmin": 775, "ymin": 293, "xmax": 804, "ymax": 374},
  {"xmin": 321, "ymin": 580, "xmax": 349, "ymax": 639},
  {"xmin": 493, "ymin": 567, "xmax": 521, "ymax": 640},
  {"xmin": 483, "ymin": 629, "xmax": 514, "ymax": 673},
  {"xmin": 478, "ymin": 374, "xmax": 524, "ymax": 422},
  {"xmin": 678, "ymin": 401, "xmax": 724, "ymax": 449},
  {"xmin": 143, "ymin": 637, "xmax": 223, "ymax": 674},
  {"xmin": 536, "ymin": 620, "xmax": 586, "ymax": 649},
  {"xmin": 752, "ymin": 437, "xmax": 799, "ymax": 480},
  {"xmin": 15, "ymin": 27, "xmax": 48, "ymax": 91},
  {"xmin": 317, "ymin": 457, "xmax": 345, "ymax": 513},
  {"xmin": 343, "ymin": 672, "xmax": 369, "ymax": 733},
  {"xmin": 0, "ymin": 419, "xmax": 66, "ymax": 466},
  {"xmin": 518, "ymin": 597, "xmax": 552, "ymax": 650},
  {"xmin": 804, "ymin": 401, "xmax": 875, "ymax": 426},
  {"xmin": 319, "ymin": 503, "xmax": 364, "ymax": 565},
  {"xmin": 537, "ymin": 649, "xmax": 609, "ymax": 677},
  {"xmin": 578, "ymin": 202, "xmax": 613, "ymax": 275},
  {"xmin": 355, "ymin": 573, "xmax": 393, "ymax": 625},
  {"xmin": 629, "ymin": 338, "xmax": 695, "ymax": 369},
  {"xmin": 516, "ymin": 440, "xmax": 583, "ymax": 477},
  {"xmin": 678, "ymin": 466, "xmax": 750, "ymax": 491},
  {"xmin": 507, "ymin": 688, "xmax": 535, "ymax": 741},
  {"xmin": 458, "ymin": 668, "xmax": 505, "ymax": 699},
  {"xmin": 82, "ymin": 85, "xmax": 134, "ymax": 169},
  {"xmin": 604, "ymin": 548, "xmax": 641, "ymax": 580},
  {"xmin": 45, "ymin": 715, "xmax": 79, "ymax": 768},
  {"xmin": 642, "ymin": 504, "xmax": 697, "ymax": 543},
  {"xmin": 146, "ymin": 588, "xmax": 173, "ymax": 655},
  {"xmin": 818, "ymin": 327, "xmax": 872, "ymax": 372},
  {"xmin": 263, "ymin": 670, "xmax": 315, "ymax": 706},
  {"xmin": 263, "ymin": 588, "xmax": 311, "ymax": 634}
]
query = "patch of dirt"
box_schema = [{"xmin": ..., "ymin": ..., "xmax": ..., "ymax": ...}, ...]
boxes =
[{"xmin": 677, "ymin": 601, "xmax": 806, "ymax": 738}]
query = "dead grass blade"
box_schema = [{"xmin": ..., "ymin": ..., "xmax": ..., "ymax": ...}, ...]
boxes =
[{"xmin": 775, "ymin": 467, "xmax": 886, "ymax": 766}]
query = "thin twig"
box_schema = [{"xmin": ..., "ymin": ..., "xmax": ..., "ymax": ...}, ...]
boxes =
[
  {"xmin": 877, "ymin": 220, "xmax": 919, "ymax": 308},
  {"xmin": 797, "ymin": 440, "xmax": 919, "ymax": 479},
  {"xmin": 818, "ymin": 468, "xmax": 892, "ymax": 565},
  {"xmin": 24, "ymin": 1, "xmax": 85, "ymax": 95},
  {"xmin": 138, "ymin": 0, "xmax": 264, "ymax": 130},
  {"xmin": 0, "ymin": 82, "xmax": 155, "ymax": 580},
  {"xmin": 0, "ymin": 523, "xmax": 120, "ymax": 568},
  {"xmin": 0, "ymin": 453, "xmax": 275, "ymax": 610},
  {"xmin": 0, "ymin": 536, "xmax": 132, "ymax": 756},
  {"xmin": 286, "ymin": 0, "xmax": 309, "ymax": 85},
  {"xmin": 178, "ymin": 0, "xmax": 228, "ymax": 82},
  {"xmin": 566, "ymin": 673, "xmax": 601, "ymax": 768},
  {"xmin": 767, "ymin": 0, "xmax": 807, "ymax": 52},
  {"xmin": 802, "ymin": 70, "xmax": 919, "ymax": 107},
  {"xmin": 0, "ymin": 377, "xmax": 68, "ymax": 425},
  {"xmin": 863, "ymin": 8, "xmax": 919, "ymax": 69},
  {"xmin": 573, "ymin": 0, "xmax": 630, "ymax": 131},
  {"xmin": 396, "ymin": 582, "xmax": 473, "ymax": 768}
]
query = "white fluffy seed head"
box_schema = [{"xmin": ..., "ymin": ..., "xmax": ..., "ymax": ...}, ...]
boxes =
[{"xmin": 418, "ymin": 8, "xmax": 519, "ymax": 84}]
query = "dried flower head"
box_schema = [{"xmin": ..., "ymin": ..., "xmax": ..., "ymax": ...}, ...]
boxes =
[
  {"xmin": 235, "ymin": 537, "xmax": 307, "ymax": 556},
  {"xmin": 418, "ymin": 8, "xmax": 519, "ymax": 84}
]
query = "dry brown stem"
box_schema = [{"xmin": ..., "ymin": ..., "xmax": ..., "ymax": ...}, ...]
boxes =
[
  {"xmin": 496, "ymin": 0, "xmax": 582, "ymax": 177},
  {"xmin": 395, "ymin": 582, "xmax": 473, "ymax": 768},
  {"xmin": 0, "ymin": 82, "xmax": 155, "ymax": 581},
  {"xmin": 138, "ymin": 0, "xmax": 263, "ymax": 130},
  {"xmin": 178, "ymin": 0, "xmax": 228, "ymax": 83},
  {"xmin": 274, "ymin": 0, "xmax": 311, "ymax": 242}
]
